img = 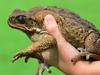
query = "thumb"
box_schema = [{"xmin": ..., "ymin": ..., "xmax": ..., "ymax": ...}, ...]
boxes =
[
  {"xmin": 44, "ymin": 14, "xmax": 67, "ymax": 44},
  {"xmin": 44, "ymin": 14, "xmax": 59, "ymax": 36}
]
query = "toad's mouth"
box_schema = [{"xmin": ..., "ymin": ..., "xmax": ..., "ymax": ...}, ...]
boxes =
[
  {"xmin": 8, "ymin": 16, "xmax": 33, "ymax": 32},
  {"xmin": 8, "ymin": 17, "xmax": 44, "ymax": 34},
  {"xmin": 8, "ymin": 20, "xmax": 26, "ymax": 31}
]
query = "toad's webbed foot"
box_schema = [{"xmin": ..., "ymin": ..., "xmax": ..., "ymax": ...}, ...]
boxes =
[
  {"xmin": 71, "ymin": 52, "xmax": 92, "ymax": 64},
  {"xmin": 71, "ymin": 52, "xmax": 100, "ymax": 64}
]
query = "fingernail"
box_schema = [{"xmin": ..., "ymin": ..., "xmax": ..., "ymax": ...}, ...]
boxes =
[
  {"xmin": 44, "ymin": 14, "xmax": 58, "ymax": 34},
  {"xmin": 45, "ymin": 15, "xmax": 55, "ymax": 25}
]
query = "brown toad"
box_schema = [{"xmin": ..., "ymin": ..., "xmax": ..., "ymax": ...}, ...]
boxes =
[{"xmin": 8, "ymin": 6, "xmax": 100, "ymax": 75}]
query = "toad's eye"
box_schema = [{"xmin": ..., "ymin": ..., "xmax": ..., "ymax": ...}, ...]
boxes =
[{"xmin": 16, "ymin": 15, "xmax": 25, "ymax": 24}]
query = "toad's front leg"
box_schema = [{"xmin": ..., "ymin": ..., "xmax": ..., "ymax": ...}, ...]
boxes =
[{"xmin": 12, "ymin": 35, "xmax": 56, "ymax": 63}]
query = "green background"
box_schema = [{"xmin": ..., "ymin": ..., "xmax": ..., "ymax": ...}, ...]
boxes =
[{"xmin": 0, "ymin": 0, "xmax": 100, "ymax": 75}]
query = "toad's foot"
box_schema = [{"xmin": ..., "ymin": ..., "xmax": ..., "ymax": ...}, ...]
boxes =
[
  {"xmin": 36, "ymin": 62, "xmax": 51, "ymax": 75},
  {"xmin": 71, "ymin": 52, "xmax": 92, "ymax": 64},
  {"xmin": 71, "ymin": 52, "xmax": 100, "ymax": 64},
  {"xmin": 12, "ymin": 49, "xmax": 43, "ymax": 63}
]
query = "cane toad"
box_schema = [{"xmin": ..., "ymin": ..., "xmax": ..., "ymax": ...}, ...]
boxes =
[{"xmin": 8, "ymin": 6, "xmax": 100, "ymax": 75}]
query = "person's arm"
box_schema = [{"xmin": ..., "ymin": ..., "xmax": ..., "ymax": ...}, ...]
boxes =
[{"xmin": 44, "ymin": 15, "xmax": 100, "ymax": 75}]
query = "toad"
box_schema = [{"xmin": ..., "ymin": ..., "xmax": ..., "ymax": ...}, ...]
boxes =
[{"xmin": 8, "ymin": 6, "xmax": 100, "ymax": 75}]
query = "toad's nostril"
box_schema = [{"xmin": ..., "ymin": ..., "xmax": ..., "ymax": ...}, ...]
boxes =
[
  {"xmin": 8, "ymin": 16, "xmax": 16, "ymax": 26},
  {"xmin": 9, "ymin": 16, "xmax": 15, "ymax": 23}
]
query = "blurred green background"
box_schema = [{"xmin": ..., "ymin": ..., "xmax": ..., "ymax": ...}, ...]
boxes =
[{"xmin": 0, "ymin": 0, "xmax": 100, "ymax": 75}]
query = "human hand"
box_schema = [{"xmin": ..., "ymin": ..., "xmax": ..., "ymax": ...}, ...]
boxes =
[{"xmin": 44, "ymin": 15, "xmax": 100, "ymax": 75}]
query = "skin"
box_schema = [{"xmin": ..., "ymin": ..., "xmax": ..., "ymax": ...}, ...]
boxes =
[{"xmin": 44, "ymin": 15, "xmax": 100, "ymax": 75}]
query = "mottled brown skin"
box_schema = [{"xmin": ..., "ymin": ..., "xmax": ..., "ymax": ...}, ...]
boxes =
[{"xmin": 8, "ymin": 6, "xmax": 100, "ymax": 74}]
